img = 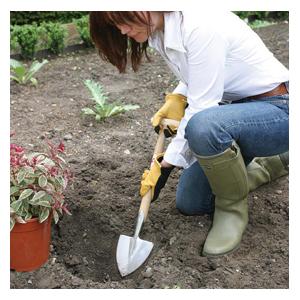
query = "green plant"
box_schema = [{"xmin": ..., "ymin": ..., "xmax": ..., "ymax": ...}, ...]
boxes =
[
  {"xmin": 10, "ymin": 139, "xmax": 73, "ymax": 231},
  {"xmin": 10, "ymin": 25, "xmax": 20, "ymax": 52},
  {"xmin": 11, "ymin": 11, "xmax": 88, "ymax": 26},
  {"xmin": 234, "ymin": 11, "xmax": 288, "ymax": 24},
  {"xmin": 10, "ymin": 59, "xmax": 48, "ymax": 86},
  {"xmin": 74, "ymin": 15, "xmax": 93, "ymax": 47},
  {"xmin": 13, "ymin": 24, "xmax": 39, "ymax": 59},
  {"xmin": 249, "ymin": 19, "xmax": 275, "ymax": 29},
  {"xmin": 41, "ymin": 22, "xmax": 67, "ymax": 54},
  {"xmin": 36, "ymin": 25, "xmax": 50, "ymax": 51},
  {"xmin": 82, "ymin": 79, "xmax": 139, "ymax": 121}
]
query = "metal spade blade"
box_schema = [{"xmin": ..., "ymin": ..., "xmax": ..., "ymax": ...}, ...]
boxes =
[{"xmin": 116, "ymin": 234, "xmax": 153, "ymax": 277}]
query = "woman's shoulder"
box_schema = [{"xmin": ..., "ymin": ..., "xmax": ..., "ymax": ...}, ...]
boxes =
[
  {"xmin": 181, "ymin": 11, "xmax": 238, "ymax": 26},
  {"xmin": 177, "ymin": 11, "xmax": 225, "ymax": 41},
  {"xmin": 179, "ymin": 11, "xmax": 249, "ymax": 40}
]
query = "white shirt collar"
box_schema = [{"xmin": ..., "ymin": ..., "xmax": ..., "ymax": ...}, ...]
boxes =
[
  {"xmin": 164, "ymin": 11, "xmax": 186, "ymax": 53},
  {"xmin": 149, "ymin": 11, "xmax": 186, "ymax": 53}
]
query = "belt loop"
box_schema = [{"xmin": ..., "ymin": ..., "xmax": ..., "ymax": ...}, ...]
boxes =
[{"xmin": 284, "ymin": 81, "xmax": 289, "ymax": 93}]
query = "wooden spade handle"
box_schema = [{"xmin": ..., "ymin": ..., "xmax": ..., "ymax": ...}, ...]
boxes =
[{"xmin": 139, "ymin": 118, "xmax": 180, "ymax": 220}]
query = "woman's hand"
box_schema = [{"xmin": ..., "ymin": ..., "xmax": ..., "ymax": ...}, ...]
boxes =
[
  {"xmin": 152, "ymin": 93, "xmax": 187, "ymax": 137},
  {"xmin": 140, "ymin": 154, "xmax": 174, "ymax": 201},
  {"xmin": 160, "ymin": 159, "xmax": 173, "ymax": 168}
]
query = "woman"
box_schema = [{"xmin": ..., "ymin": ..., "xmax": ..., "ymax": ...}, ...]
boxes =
[{"xmin": 89, "ymin": 11, "xmax": 289, "ymax": 256}]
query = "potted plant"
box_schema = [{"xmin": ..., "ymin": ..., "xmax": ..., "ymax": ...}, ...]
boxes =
[{"xmin": 10, "ymin": 138, "xmax": 73, "ymax": 272}]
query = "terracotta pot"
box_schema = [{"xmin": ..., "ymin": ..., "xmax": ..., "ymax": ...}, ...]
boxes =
[{"xmin": 10, "ymin": 216, "xmax": 52, "ymax": 272}]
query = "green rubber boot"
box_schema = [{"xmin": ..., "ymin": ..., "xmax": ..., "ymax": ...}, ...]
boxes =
[
  {"xmin": 247, "ymin": 152, "xmax": 289, "ymax": 192},
  {"xmin": 196, "ymin": 142, "xmax": 249, "ymax": 256}
]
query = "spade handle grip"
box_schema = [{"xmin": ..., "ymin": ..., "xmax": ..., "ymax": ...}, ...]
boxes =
[{"xmin": 139, "ymin": 118, "xmax": 179, "ymax": 220}]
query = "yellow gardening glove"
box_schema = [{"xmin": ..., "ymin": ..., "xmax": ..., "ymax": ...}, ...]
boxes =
[
  {"xmin": 152, "ymin": 93, "xmax": 187, "ymax": 137},
  {"xmin": 140, "ymin": 153, "xmax": 174, "ymax": 201}
]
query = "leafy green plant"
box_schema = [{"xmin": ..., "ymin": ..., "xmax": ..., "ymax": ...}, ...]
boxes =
[
  {"xmin": 10, "ymin": 25, "xmax": 20, "ymax": 52},
  {"xmin": 249, "ymin": 19, "xmax": 275, "ymax": 29},
  {"xmin": 74, "ymin": 15, "xmax": 94, "ymax": 47},
  {"xmin": 82, "ymin": 79, "xmax": 139, "ymax": 121},
  {"xmin": 36, "ymin": 25, "xmax": 50, "ymax": 51},
  {"xmin": 11, "ymin": 11, "xmax": 88, "ymax": 26},
  {"xmin": 13, "ymin": 24, "xmax": 39, "ymax": 59},
  {"xmin": 10, "ymin": 59, "xmax": 48, "ymax": 86},
  {"xmin": 234, "ymin": 11, "xmax": 288, "ymax": 25},
  {"xmin": 41, "ymin": 22, "xmax": 67, "ymax": 54},
  {"xmin": 10, "ymin": 139, "xmax": 73, "ymax": 231}
]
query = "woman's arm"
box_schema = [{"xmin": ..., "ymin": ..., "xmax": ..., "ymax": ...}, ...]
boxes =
[{"xmin": 164, "ymin": 26, "xmax": 228, "ymax": 168}]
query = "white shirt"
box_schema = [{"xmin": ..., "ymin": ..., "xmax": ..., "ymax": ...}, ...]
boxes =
[{"xmin": 148, "ymin": 11, "xmax": 289, "ymax": 169}]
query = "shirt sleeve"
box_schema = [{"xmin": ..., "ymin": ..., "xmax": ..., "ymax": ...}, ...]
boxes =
[
  {"xmin": 173, "ymin": 81, "xmax": 187, "ymax": 96},
  {"xmin": 164, "ymin": 27, "xmax": 228, "ymax": 168}
]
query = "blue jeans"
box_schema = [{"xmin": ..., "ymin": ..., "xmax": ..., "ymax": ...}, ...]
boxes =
[{"xmin": 176, "ymin": 94, "xmax": 289, "ymax": 215}]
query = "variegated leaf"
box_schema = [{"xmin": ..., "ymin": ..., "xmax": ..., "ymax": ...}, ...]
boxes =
[
  {"xmin": 10, "ymin": 217, "xmax": 16, "ymax": 231},
  {"xmin": 31, "ymin": 191, "xmax": 46, "ymax": 203},
  {"xmin": 10, "ymin": 186, "xmax": 19, "ymax": 196},
  {"xmin": 15, "ymin": 216, "xmax": 26, "ymax": 224},
  {"xmin": 53, "ymin": 210, "xmax": 59, "ymax": 224},
  {"xmin": 24, "ymin": 212, "xmax": 32, "ymax": 221},
  {"xmin": 36, "ymin": 164, "xmax": 48, "ymax": 174},
  {"xmin": 17, "ymin": 169, "xmax": 27, "ymax": 183},
  {"xmin": 10, "ymin": 199, "xmax": 23, "ymax": 214},
  {"xmin": 36, "ymin": 199, "xmax": 51, "ymax": 207},
  {"xmin": 18, "ymin": 189, "xmax": 34, "ymax": 201},
  {"xmin": 38, "ymin": 175, "xmax": 48, "ymax": 188},
  {"xmin": 39, "ymin": 208, "xmax": 50, "ymax": 223}
]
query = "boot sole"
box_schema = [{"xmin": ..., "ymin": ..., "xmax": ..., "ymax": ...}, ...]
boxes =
[{"xmin": 202, "ymin": 243, "xmax": 241, "ymax": 257}]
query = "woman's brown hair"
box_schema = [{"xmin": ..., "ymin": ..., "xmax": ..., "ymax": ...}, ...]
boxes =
[{"xmin": 89, "ymin": 11, "xmax": 154, "ymax": 73}]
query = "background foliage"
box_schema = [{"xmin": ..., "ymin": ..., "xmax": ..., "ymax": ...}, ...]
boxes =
[
  {"xmin": 10, "ymin": 11, "xmax": 288, "ymax": 60},
  {"xmin": 234, "ymin": 11, "xmax": 288, "ymax": 22},
  {"xmin": 11, "ymin": 11, "xmax": 288, "ymax": 26},
  {"xmin": 11, "ymin": 11, "xmax": 88, "ymax": 25}
]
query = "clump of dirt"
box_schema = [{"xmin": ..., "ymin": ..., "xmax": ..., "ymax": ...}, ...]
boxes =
[{"xmin": 10, "ymin": 23, "xmax": 289, "ymax": 289}]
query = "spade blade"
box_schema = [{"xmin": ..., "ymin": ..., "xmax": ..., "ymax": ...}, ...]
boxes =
[{"xmin": 116, "ymin": 234, "xmax": 153, "ymax": 277}]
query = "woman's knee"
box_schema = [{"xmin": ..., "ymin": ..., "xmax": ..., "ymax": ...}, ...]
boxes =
[
  {"xmin": 176, "ymin": 160, "xmax": 215, "ymax": 215},
  {"xmin": 176, "ymin": 189, "xmax": 194, "ymax": 215},
  {"xmin": 176, "ymin": 190, "xmax": 214, "ymax": 215},
  {"xmin": 185, "ymin": 109, "xmax": 227, "ymax": 156}
]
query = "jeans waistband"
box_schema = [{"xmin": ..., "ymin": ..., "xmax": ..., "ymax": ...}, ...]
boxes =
[
  {"xmin": 219, "ymin": 81, "xmax": 289, "ymax": 105},
  {"xmin": 250, "ymin": 82, "xmax": 288, "ymax": 100}
]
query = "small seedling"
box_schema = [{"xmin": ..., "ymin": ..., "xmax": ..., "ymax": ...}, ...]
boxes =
[
  {"xmin": 10, "ymin": 59, "xmax": 48, "ymax": 86},
  {"xmin": 82, "ymin": 79, "xmax": 139, "ymax": 121}
]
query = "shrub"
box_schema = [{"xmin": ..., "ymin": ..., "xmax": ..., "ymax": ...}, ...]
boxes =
[
  {"xmin": 41, "ymin": 22, "xmax": 67, "ymax": 54},
  {"xmin": 13, "ymin": 24, "xmax": 39, "ymax": 59},
  {"xmin": 74, "ymin": 15, "xmax": 93, "ymax": 47},
  {"xmin": 10, "ymin": 25, "xmax": 20, "ymax": 52},
  {"xmin": 234, "ymin": 11, "xmax": 288, "ymax": 23},
  {"xmin": 36, "ymin": 25, "xmax": 50, "ymax": 51},
  {"xmin": 11, "ymin": 11, "xmax": 88, "ymax": 26}
]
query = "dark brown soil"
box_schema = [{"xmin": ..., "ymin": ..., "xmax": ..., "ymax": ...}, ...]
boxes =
[{"xmin": 10, "ymin": 23, "xmax": 289, "ymax": 289}]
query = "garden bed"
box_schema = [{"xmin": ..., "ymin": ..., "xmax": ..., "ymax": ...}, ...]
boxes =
[{"xmin": 10, "ymin": 23, "xmax": 289, "ymax": 289}]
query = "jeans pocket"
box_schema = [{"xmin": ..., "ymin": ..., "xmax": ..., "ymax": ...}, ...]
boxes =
[
  {"xmin": 255, "ymin": 95, "xmax": 289, "ymax": 115},
  {"xmin": 265, "ymin": 99, "xmax": 289, "ymax": 115}
]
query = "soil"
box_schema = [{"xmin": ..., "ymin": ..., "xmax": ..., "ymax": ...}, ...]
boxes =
[{"xmin": 10, "ymin": 23, "xmax": 289, "ymax": 289}]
